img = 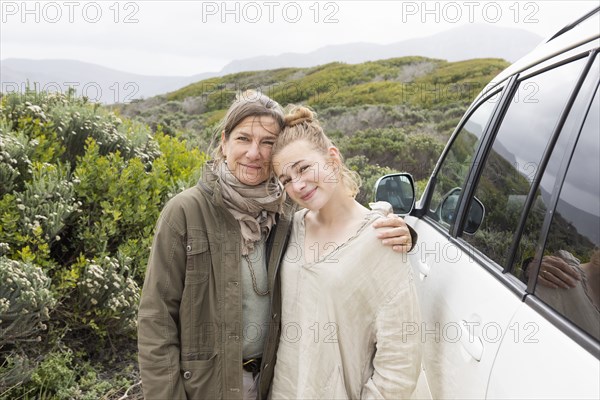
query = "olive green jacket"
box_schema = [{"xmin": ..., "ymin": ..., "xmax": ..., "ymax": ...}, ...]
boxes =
[{"xmin": 137, "ymin": 172, "xmax": 295, "ymax": 400}]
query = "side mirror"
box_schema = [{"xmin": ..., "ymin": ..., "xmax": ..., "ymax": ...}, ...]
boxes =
[
  {"xmin": 438, "ymin": 188, "xmax": 485, "ymax": 234},
  {"xmin": 374, "ymin": 173, "xmax": 415, "ymax": 215},
  {"xmin": 439, "ymin": 188, "xmax": 460, "ymax": 224}
]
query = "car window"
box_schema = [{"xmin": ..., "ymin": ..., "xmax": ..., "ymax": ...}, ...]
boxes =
[
  {"xmin": 513, "ymin": 56, "xmax": 599, "ymax": 282},
  {"xmin": 461, "ymin": 58, "xmax": 588, "ymax": 265},
  {"xmin": 535, "ymin": 87, "xmax": 600, "ymax": 341},
  {"xmin": 426, "ymin": 95, "xmax": 497, "ymax": 229}
]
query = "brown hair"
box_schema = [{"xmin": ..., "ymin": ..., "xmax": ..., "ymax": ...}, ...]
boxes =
[
  {"xmin": 272, "ymin": 105, "xmax": 361, "ymax": 198},
  {"xmin": 211, "ymin": 90, "xmax": 285, "ymax": 163}
]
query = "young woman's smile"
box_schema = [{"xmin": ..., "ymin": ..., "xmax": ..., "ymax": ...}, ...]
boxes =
[{"xmin": 273, "ymin": 140, "xmax": 341, "ymax": 211}]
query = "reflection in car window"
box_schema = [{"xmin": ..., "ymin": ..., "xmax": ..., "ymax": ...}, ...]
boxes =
[
  {"xmin": 461, "ymin": 59, "xmax": 587, "ymax": 265},
  {"xmin": 536, "ymin": 88, "xmax": 599, "ymax": 341},
  {"xmin": 515, "ymin": 57, "xmax": 599, "ymax": 282},
  {"xmin": 427, "ymin": 96, "xmax": 496, "ymax": 230}
]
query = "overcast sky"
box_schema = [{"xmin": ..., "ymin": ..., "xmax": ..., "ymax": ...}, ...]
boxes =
[{"xmin": 1, "ymin": 0, "xmax": 598, "ymax": 76}]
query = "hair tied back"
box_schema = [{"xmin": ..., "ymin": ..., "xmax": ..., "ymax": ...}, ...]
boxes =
[{"xmin": 284, "ymin": 106, "xmax": 314, "ymax": 127}]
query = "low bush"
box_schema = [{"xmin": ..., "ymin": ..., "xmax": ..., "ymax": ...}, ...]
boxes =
[{"xmin": 0, "ymin": 89, "xmax": 204, "ymax": 398}]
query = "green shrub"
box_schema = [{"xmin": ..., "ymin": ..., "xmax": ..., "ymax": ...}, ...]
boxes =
[
  {"xmin": 0, "ymin": 89, "xmax": 205, "ymax": 398},
  {"xmin": 337, "ymin": 128, "xmax": 444, "ymax": 181},
  {"xmin": 75, "ymin": 256, "xmax": 140, "ymax": 336},
  {"xmin": 70, "ymin": 136, "xmax": 204, "ymax": 278},
  {"xmin": 0, "ymin": 352, "xmax": 34, "ymax": 397},
  {"xmin": 0, "ymin": 195, "xmax": 27, "ymax": 256},
  {"xmin": 0, "ymin": 348, "xmax": 142, "ymax": 400},
  {"xmin": 346, "ymin": 155, "xmax": 394, "ymax": 206},
  {"xmin": 0, "ymin": 130, "xmax": 32, "ymax": 196},
  {"xmin": 29, "ymin": 349, "xmax": 76, "ymax": 397},
  {"xmin": 0, "ymin": 257, "xmax": 55, "ymax": 347},
  {"xmin": 15, "ymin": 162, "xmax": 78, "ymax": 247}
]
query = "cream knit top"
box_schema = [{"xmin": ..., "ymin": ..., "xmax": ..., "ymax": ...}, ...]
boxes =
[{"xmin": 270, "ymin": 208, "xmax": 422, "ymax": 399}]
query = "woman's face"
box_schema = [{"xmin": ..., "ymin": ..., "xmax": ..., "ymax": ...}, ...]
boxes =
[
  {"xmin": 272, "ymin": 139, "xmax": 341, "ymax": 211},
  {"xmin": 221, "ymin": 115, "xmax": 280, "ymax": 185}
]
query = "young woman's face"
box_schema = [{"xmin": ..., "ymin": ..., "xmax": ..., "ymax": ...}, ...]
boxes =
[
  {"xmin": 222, "ymin": 115, "xmax": 280, "ymax": 185},
  {"xmin": 273, "ymin": 140, "xmax": 341, "ymax": 211}
]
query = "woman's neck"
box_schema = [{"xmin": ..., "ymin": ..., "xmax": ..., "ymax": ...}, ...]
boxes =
[
  {"xmin": 302, "ymin": 190, "xmax": 370, "ymax": 264},
  {"xmin": 309, "ymin": 190, "xmax": 367, "ymax": 228}
]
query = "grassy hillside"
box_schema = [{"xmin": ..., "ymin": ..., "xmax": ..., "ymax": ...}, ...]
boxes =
[
  {"xmin": 164, "ymin": 57, "xmax": 506, "ymax": 109},
  {"xmin": 115, "ymin": 56, "xmax": 509, "ymax": 201}
]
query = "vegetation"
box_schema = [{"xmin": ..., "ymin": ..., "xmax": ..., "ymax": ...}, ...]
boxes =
[
  {"xmin": 1, "ymin": 56, "xmax": 508, "ymax": 398},
  {"xmin": 115, "ymin": 56, "xmax": 508, "ymax": 202},
  {"xmin": 0, "ymin": 89, "xmax": 205, "ymax": 399}
]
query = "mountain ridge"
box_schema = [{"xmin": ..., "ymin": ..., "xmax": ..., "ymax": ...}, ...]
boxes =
[
  {"xmin": 220, "ymin": 24, "xmax": 542, "ymax": 74},
  {"xmin": 1, "ymin": 24, "xmax": 542, "ymax": 104}
]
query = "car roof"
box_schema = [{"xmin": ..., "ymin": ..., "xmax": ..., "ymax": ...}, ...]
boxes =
[{"xmin": 480, "ymin": 6, "xmax": 600, "ymax": 96}]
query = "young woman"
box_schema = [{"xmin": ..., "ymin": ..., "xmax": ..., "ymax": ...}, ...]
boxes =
[
  {"xmin": 269, "ymin": 106, "xmax": 422, "ymax": 399},
  {"xmin": 137, "ymin": 92, "xmax": 416, "ymax": 400}
]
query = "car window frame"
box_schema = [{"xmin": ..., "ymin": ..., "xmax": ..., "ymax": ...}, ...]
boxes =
[
  {"xmin": 416, "ymin": 48, "xmax": 599, "ymax": 306},
  {"xmin": 413, "ymin": 79, "xmax": 535, "ymax": 300},
  {"xmin": 454, "ymin": 53, "xmax": 594, "ymax": 251},
  {"xmin": 523, "ymin": 67, "xmax": 600, "ymax": 358},
  {"xmin": 418, "ymin": 82, "xmax": 514, "ymax": 229},
  {"xmin": 476, "ymin": 50, "xmax": 599, "ymax": 357},
  {"xmin": 519, "ymin": 52, "xmax": 599, "ymax": 282},
  {"xmin": 450, "ymin": 52, "xmax": 595, "ymax": 283},
  {"xmin": 454, "ymin": 53, "xmax": 593, "ymax": 241}
]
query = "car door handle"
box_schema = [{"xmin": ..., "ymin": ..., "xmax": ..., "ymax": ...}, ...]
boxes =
[
  {"xmin": 415, "ymin": 260, "xmax": 430, "ymax": 278},
  {"xmin": 460, "ymin": 320, "xmax": 484, "ymax": 362}
]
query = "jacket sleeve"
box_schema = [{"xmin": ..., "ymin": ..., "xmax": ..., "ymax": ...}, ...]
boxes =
[
  {"xmin": 361, "ymin": 269, "xmax": 422, "ymax": 400},
  {"xmin": 138, "ymin": 204, "xmax": 188, "ymax": 400},
  {"xmin": 407, "ymin": 224, "xmax": 418, "ymax": 252}
]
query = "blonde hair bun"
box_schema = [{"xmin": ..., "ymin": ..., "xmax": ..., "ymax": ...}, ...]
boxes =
[{"xmin": 284, "ymin": 106, "xmax": 314, "ymax": 127}]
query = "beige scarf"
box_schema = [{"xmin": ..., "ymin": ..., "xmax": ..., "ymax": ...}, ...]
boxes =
[{"xmin": 210, "ymin": 161, "xmax": 284, "ymax": 255}]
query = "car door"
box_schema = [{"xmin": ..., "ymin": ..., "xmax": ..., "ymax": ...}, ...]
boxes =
[
  {"xmin": 407, "ymin": 54, "xmax": 593, "ymax": 399},
  {"xmin": 487, "ymin": 55, "xmax": 599, "ymax": 399},
  {"xmin": 405, "ymin": 86, "xmax": 522, "ymax": 399}
]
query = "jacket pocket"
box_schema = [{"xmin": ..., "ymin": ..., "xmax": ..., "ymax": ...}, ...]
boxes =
[
  {"xmin": 185, "ymin": 237, "xmax": 210, "ymax": 283},
  {"xmin": 181, "ymin": 237, "xmax": 213, "ymax": 351},
  {"xmin": 181, "ymin": 353, "xmax": 218, "ymax": 400}
]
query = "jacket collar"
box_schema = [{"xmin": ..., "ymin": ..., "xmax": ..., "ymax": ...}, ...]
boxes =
[{"xmin": 197, "ymin": 161, "xmax": 225, "ymax": 206}]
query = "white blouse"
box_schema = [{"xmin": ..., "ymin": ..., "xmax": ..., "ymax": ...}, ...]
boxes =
[{"xmin": 270, "ymin": 208, "xmax": 422, "ymax": 399}]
